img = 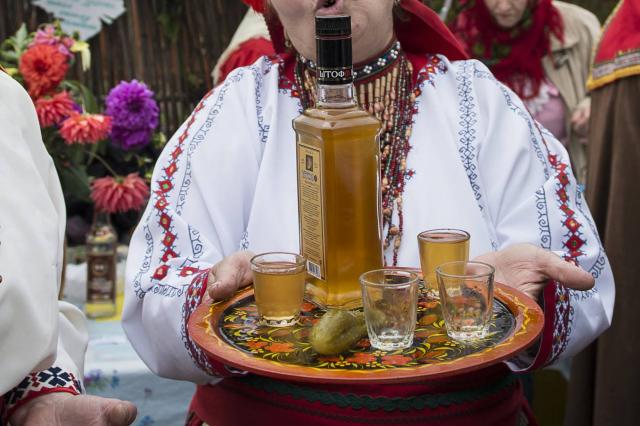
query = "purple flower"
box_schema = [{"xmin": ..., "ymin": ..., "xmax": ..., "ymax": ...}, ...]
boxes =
[{"xmin": 105, "ymin": 80, "xmax": 159, "ymax": 150}]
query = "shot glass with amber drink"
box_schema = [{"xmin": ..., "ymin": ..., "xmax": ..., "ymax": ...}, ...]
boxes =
[
  {"xmin": 417, "ymin": 229, "xmax": 470, "ymax": 296},
  {"xmin": 250, "ymin": 252, "xmax": 306, "ymax": 327}
]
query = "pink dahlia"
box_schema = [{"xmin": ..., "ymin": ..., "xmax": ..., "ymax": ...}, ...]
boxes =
[
  {"xmin": 30, "ymin": 24, "xmax": 75, "ymax": 59},
  {"xmin": 35, "ymin": 91, "xmax": 76, "ymax": 127},
  {"xmin": 91, "ymin": 173, "xmax": 150, "ymax": 214},
  {"xmin": 19, "ymin": 44, "xmax": 68, "ymax": 98},
  {"xmin": 59, "ymin": 113, "xmax": 112, "ymax": 144}
]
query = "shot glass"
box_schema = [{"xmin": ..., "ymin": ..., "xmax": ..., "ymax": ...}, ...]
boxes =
[
  {"xmin": 250, "ymin": 252, "xmax": 306, "ymax": 327},
  {"xmin": 359, "ymin": 269, "xmax": 419, "ymax": 351},
  {"xmin": 417, "ymin": 229, "xmax": 470, "ymax": 295},
  {"xmin": 435, "ymin": 261, "xmax": 495, "ymax": 340}
]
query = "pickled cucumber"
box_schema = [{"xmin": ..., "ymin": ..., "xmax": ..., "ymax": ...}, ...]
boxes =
[{"xmin": 310, "ymin": 310, "xmax": 367, "ymax": 355}]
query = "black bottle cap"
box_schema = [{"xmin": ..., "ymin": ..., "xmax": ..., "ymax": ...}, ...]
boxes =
[
  {"xmin": 315, "ymin": 15, "xmax": 351, "ymax": 37},
  {"xmin": 315, "ymin": 15, "xmax": 353, "ymax": 85}
]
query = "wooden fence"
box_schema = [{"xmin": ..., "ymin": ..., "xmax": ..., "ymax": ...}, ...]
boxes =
[{"xmin": 0, "ymin": 0, "xmax": 247, "ymax": 135}]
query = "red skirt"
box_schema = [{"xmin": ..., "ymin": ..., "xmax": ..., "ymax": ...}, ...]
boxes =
[{"xmin": 186, "ymin": 364, "xmax": 535, "ymax": 426}]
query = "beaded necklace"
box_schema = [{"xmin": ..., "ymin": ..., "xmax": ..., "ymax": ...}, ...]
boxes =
[{"xmin": 294, "ymin": 41, "xmax": 416, "ymax": 266}]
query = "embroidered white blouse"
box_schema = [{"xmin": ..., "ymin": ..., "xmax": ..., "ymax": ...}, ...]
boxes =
[
  {"xmin": 0, "ymin": 72, "xmax": 86, "ymax": 409},
  {"xmin": 123, "ymin": 55, "xmax": 614, "ymax": 384}
]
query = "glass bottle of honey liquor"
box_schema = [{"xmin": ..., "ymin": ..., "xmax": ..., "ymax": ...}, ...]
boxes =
[
  {"xmin": 85, "ymin": 209, "xmax": 117, "ymax": 319},
  {"xmin": 293, "ymin": 15, "xmax": 383, "ymax": 309}
]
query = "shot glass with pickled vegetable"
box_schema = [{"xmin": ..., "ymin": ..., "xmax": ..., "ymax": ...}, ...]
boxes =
[
  {"xmin": 250, "ymin": 252, "xmax": 306, "ymax": 327},
  {"xmin": 436, "ymin": 261, "xmax": 494, "ymax": 340},
  {"xmin": 359, "ymin": 269, "xmax": 419, "ymax": 351}
]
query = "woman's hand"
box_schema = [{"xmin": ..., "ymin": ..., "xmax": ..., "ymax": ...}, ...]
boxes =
[
  {"xmin": 206, "ymin": 251, "xmax": 255, "ymax": 301},
  {"xmin": 9, "ymin": 393, "xmax": 137, "ymax": 426},
  {"xmin": 571, "ymin": 102, "xmax": 591, "ymax": 137},
  {"xmin": 474, "ymin": 244, "xmax": 594, "ymax": 300}
]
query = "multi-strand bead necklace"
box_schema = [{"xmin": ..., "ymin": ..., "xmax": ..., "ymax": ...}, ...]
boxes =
[{"xmin": 294, "ymin": 41, "xmax": 416, "ymax": 266}]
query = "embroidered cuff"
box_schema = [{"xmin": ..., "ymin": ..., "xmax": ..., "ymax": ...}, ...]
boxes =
[
  {"xmin": 180, "ymin": 268, "xmax": 248, "ymax": 379},
  {"xmin": 3, "ymin": 366, "xmax": 83, "ymax": 419},
  {"xmin": 510, "ymin": 279, "xmax": 572, "ymax": 372},
  {"xmin": 181, "ymin": 269, "xmax": 221, "ymax": 377}
]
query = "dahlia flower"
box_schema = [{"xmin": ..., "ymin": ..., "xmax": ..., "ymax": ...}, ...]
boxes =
[
  {"xmin": 19, "ymin": 44, "xmax": 69, "ymax": 98},
  {"xmin": 35, "ymin": 91, "xmax": 75, "ymax": 127},
  {"xmin": 59, "ymin": 113, "xmax": 112, "ymax": 144},
  {"xmin": 91, "ymin": 173, "xmax": 150, "ymax": 213},
  {"xmin": 105, "ymin": 80, "xmax": 159, "ymax": 150},
  {"xmin": 30, "ymin": 24, "xmax": 75, "ymax": 59}
]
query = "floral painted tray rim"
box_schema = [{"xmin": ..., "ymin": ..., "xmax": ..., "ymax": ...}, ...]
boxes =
[{"xmin": 188, "ymin": 282, "xmax": 543, "ymax": 384}]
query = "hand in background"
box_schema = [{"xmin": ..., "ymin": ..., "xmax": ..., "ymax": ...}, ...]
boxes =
[
  {"xmin": 9, "ymin": 393, "xmax": 137, "ymax": 426},
  {"xmin": 474, "ymin": 243, "xmax": 594, "ymax": 300},
  {"xmin": 571, "ymin": 102, "xmax": 591, "ymax": 137}
]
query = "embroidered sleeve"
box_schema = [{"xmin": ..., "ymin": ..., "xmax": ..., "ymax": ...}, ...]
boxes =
[
  {"xmin": 454, "ymin": 59, "xmax": 615, "ymax": 370},
  {"xmin": 2, "ymin": 366, "xmax": 83, "ymax": 421},
  {"xmin": 123, "ymin": 62, "xmax": 272, "ymax": 383}
]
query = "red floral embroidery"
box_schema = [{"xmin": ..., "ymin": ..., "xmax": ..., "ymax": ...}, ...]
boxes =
[
  {"xmin": 265, "ymin": 343, "xmax": 295, "ymax": 353},
  {"xmin": 3, "ymin": 367, "xmax": 82, "ymax": 420},
  {"xmin": 247, "ymin": 341, "xmax": 268, "ymax": 350},
  {"xmin": 548, "ymin": 154, "xmax": 585, "ymax": 261},
  {"xmin": 150, "ymin": 90, "xmax": 213, "ymax": 280},
  {"xmin": 346, "ymin": 352, "xmax": 377, "ymax": 365},
  {"xmin": 381, "ymin": 354, "xmax": 413, "ymax": 366}
]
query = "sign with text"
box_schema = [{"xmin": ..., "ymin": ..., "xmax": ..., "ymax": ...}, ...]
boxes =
[{"xmin": 32, "ymin": 0, "xmax": 126, "ymax": 40}]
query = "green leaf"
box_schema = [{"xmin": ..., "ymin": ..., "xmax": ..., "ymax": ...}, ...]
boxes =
[
  {"xmin": 152, "ymin": 132, "xmax": 167, "ymax": 149},
  {"xmin": 58, "ymin": 164, "xmax": 92, "ymax": 203},
  {"xmin": 61, "ymin": 80, "xmax": 99, "ymax": 113},
  {"xmin": 0, "ymin": 51, "xmax": 19, "ymax": 61},
  {"xmin": 14, "ymin": 24, "xmax": 28, "ymax": 46}
]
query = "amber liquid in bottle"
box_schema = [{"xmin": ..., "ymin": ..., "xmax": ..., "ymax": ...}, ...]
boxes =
[
  {"xmin": 293, "ymin": 16, "xmax": 383, "ymax": 309},
  {"xmin": 85, "ymin": 210, "xmax": 118, "ymax": 319}
]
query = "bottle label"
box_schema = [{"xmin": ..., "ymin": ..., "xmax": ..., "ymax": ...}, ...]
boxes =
[
  {"xmin": 317, "ymin": 66, "xmax": 353, "ymax": 85},
  {"xmin": 87, "ymin": 253, "xmax": 116, "ymax": 302},
  {"xmin": 297, "ymin": 143, "xmax": 326, "ymax": 280}
]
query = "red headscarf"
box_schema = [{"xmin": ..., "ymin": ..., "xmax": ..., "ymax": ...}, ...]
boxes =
[
  {"xmin": 241, "ymin": 0, "xmax": 468, "ymax": 61},
  {"xmin": 450, "ymin": 0, "xmax": 564, "ymax": 100}
]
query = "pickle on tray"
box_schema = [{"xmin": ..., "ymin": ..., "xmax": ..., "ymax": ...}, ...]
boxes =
[{"xmin": 310, "ymin": 309, "xmax": 367, "ymax": 355}]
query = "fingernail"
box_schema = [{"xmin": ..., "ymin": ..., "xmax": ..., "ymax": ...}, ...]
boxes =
[
  {"xmin": 114, "ymin": 402, "xmax": 137, "ymax": 424},
  {"xmin": 126, "ymin": 402, "xmax": 138, "ymax": 423}
]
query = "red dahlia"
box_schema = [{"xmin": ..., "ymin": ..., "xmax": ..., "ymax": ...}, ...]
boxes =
[
  {"xmin": 59, "ymin": 113, "xmax": 112, "ymax": 144},
  {"xmin": 19, "ymin": 44, "xmax": 69, "ymax": 98},
  {"xmin": 35, "ymin": 91, "xmax": 75, "ymax": 127},
  {"xmin": 91, "ymin": 173, "xmax": 150, "ymax": 214}
]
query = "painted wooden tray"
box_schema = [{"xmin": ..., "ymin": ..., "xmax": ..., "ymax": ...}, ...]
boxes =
[{"xmin": 188, "ymin": 281, "xmax": 543, "ymax": 384}]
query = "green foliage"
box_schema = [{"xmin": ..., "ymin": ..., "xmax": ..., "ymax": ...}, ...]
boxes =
[
  {"xmin": 0, "ymin": 24, "xmax": 29, "ymax": 63},
  {"xmin": 156, "ymin": 0, "xmax": 185, "ymax": 41},
  {"xmin": 1, "ymin": 23, "xmax": 167, "ymax": 225},
  {"xmin": 60, "ymin": 80, "xmax": 99, "ymax": 113}
]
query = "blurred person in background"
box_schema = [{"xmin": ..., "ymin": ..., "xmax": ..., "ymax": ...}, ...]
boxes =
[
  {"xmin": 0, "ymin": 66, "xmax": 136, "ymax": 426},
  {"xmin": 212, "ymin": 7, "xmax": 274, "ymax": 85},
  {"xmin": 450, "ymin": 0, "xmax": 600, "ymax": 184},
  {"xmin": 565, "ymin": 1, "xmax": 640, "ymax": 425}
]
